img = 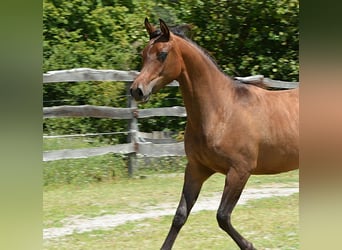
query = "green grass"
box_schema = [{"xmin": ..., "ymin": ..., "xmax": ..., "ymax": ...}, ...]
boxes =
[
  {"xmin": 43, "ymin": 136, "xmax": 119, "ymax": 151},
  {"xmin": 43, "ymin": 137, "xmax": 128, "ymax": 185},
  {"xmin": 44, "ymin": 137, "xmax": 298, "ymax": 249},
  {"xmin": 44, "ymin": 171, "xmax": 298, "ymax": 226},
  {"xmin": 44, "ymin": 193, "xmax": 298, "ymax": 250},
  {"xmin": 44, "ymin": 170, "xmax": 298, "ymax": 249},
  {"xmin": 44, "ymin": 173, "xmax": 221, "ymax": 228}
]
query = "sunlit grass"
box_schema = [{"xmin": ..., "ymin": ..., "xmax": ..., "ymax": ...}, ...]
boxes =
[
  {"xmin": 44, "ymin": 193, "xmax": 298, "ymax": 250},
  {"xmin": 44, "ymin": 170, "xmax": 298, "ymax": 228}
]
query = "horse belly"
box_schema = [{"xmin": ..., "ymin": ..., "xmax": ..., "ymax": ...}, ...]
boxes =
[{"xmin": 253, "ymin": 145, "xmax": 299, "ymax": 175}]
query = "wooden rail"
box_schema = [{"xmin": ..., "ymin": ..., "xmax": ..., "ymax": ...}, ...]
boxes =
[
  {"xmin": 43, "ymin": 142, "xmax": 185, "ymax": 162},
  {"xmin": 44, "ymin": 68, "xmax": 298, "ymax": 88},
  {"xmin": 43, "ymin": 68, "xmax": 140, "ymax": 83},
  {"xmin": 43, "ymin": 105, "xmax": 186, "ymax": 119}
]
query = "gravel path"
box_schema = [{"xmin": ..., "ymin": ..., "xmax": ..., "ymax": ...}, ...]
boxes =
[{"xmin": 44, "ymin": 186, "xmax": 298, "ymax": 240}]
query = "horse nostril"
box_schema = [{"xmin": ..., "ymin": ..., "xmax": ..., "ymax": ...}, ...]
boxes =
[
  {"xmin": 137, "ymin": 87, "xmax": 144, "ymax": 97},
  {"xmin": 130, "ymin": 87, "xmax": 144, "ymax": 100}
]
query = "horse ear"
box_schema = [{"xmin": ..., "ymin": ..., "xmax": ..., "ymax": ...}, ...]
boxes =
[
  {"xmin": 145, "ymin": 17, "xmax": 156, "ymax": 37},
  {"xmin": 159, "ymin": 19, "xmax": 170, "ymax": 41}
]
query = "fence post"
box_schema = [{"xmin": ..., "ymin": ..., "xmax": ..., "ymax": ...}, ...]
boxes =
[{"xmin": 126, "ymin": 82, "xmax": 138, "ymax": 177}]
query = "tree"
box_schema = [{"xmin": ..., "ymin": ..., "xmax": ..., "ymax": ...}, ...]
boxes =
[
  {"xmin": 174, "ymin": 0, "xmax": 299, "ymax": 81},
  {"xmin": 43, "ymin": 0, "xmax": 299, "ymax": 140},
  {"xmin": 43, "ymin": 0, "xmax": 183, "ymax": 140}
]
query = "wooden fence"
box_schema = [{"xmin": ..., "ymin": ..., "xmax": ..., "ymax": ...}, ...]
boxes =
[{"xmin": 43, "ymin": 68, "xmax": 299, "ymax": 175}]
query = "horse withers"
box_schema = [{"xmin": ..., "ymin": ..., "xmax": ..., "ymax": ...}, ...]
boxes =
[{"xmin": 130, "ymin": 18, "xmax": 299, "ymax": 250}]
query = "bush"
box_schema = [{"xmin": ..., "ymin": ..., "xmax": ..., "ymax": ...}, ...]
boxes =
[{"xmin": 175, "ymin": 0, "xmax": 299, "ymax": 81}]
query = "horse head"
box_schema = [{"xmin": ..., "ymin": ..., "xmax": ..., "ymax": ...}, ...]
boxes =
[{"xmin": 130, "ymin": 18, "xmax": 182, "ymax": 102}]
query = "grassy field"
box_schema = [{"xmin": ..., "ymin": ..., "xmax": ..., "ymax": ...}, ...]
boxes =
[{"xmin": 44, "ymin": 170, "xmax": 298, "ymax": 250}]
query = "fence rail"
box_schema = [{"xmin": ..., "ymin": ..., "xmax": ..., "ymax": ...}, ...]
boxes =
[
  {"xmin": 43, "ymin": 68, "xmax": 140, "ymax": 83},
  {"xmin": 43, "ymin": 105, "xmax": 186, "ymax": 119},
  {"xmin": 43, "ymin": 68, "xmax": 299, "ymax": 174},
  {"xmin": 43, "ymin": 143, "xmax": 135, "ymax": 162},
  {"xmin": 43, "ymin": 68, "xmax": 180, "ymax": 86},
  {"xmin": 43, "ymin": 142, "xmax": 185, "ymax": 162}
]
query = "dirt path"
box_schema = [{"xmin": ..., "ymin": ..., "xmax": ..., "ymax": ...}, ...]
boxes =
[{"xmin": 44, "ymin": 186, "xmax": 298, "ymax": 240}]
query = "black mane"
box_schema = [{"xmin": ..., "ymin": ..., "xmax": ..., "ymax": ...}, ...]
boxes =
[
  {"xmin": 153, "ymin": 25, "xmax": 268, "ymax": 90},
  {"xmin": 173, "ymin": 29, "xmax": 269, "ymax": 89},
  {"xmin": 168, "ymin": 26, "xmax": 224, "ymax": 74}
]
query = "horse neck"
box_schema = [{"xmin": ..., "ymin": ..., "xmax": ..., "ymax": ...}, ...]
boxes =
[{"xmin": 175, "ymin": 37, "xmax": 234, "ymax": 127}]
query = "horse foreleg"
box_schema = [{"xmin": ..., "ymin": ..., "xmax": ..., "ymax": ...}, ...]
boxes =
[
  {"xmin": 160, "ymin": 163, "xmax": 212, "ymax": 250},
  {"xmin": 216, "ymin": 167, "xmax": 255, "ymax": 250}
]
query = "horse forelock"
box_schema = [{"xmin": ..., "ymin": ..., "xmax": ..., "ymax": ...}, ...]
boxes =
[{"xmin": 150, "ymin": 22, "xmax": 192, "ymax": 41}]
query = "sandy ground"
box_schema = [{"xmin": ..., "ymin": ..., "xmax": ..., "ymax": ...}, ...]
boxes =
[{"xmin": 44, "ymin": 185, "xmax": 298, "ymax": 240}]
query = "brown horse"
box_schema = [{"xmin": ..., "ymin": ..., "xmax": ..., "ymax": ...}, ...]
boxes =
[{"xmin": 130, "ymin": 18, "xmax": 299, "ymax": 250}]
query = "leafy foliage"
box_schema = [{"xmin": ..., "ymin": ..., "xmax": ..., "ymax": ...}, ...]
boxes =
[
  {"xmin": 43, "ymin": 0, "xmax": 298, "ymax": 142},
  {"xmin": 174, "ymin": 0, "xmax": 299, "ymax": 81}
]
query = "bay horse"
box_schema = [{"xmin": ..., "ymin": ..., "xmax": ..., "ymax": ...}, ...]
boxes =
[{"xmin": 130, "ymin": 18, "xmax": 299, "ymax": 250}]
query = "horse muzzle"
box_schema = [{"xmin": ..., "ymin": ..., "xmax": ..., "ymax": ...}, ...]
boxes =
[
  {"xmin": 130, "ymin": 77, "xmax": 162, "ymax": 102},
  {"xmin": 130, "ymin": 85, "xmax": 151, "ymax": 103}
]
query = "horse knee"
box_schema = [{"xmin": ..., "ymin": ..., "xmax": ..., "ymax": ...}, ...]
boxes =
[
  {"xmin": 216, "ymin": 210, "xmax": 230, "ymax": 231},
  {"xmin": 172, "ymin": 206, "xmax": 187, "ymax": 228}
]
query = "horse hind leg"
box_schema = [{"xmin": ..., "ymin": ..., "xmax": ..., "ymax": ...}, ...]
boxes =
[
  {"xmin": 160, "ymin": 163, "xmax": 213, "ymax": 250},
  {"xmin": 216, "ymin": 167, "xmax": 256, "ymax": 250}
]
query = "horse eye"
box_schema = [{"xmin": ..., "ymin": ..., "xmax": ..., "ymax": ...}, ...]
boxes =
[{"xmin": 157, "ymin": 51, "xmax": 168, "ymax": 62}]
